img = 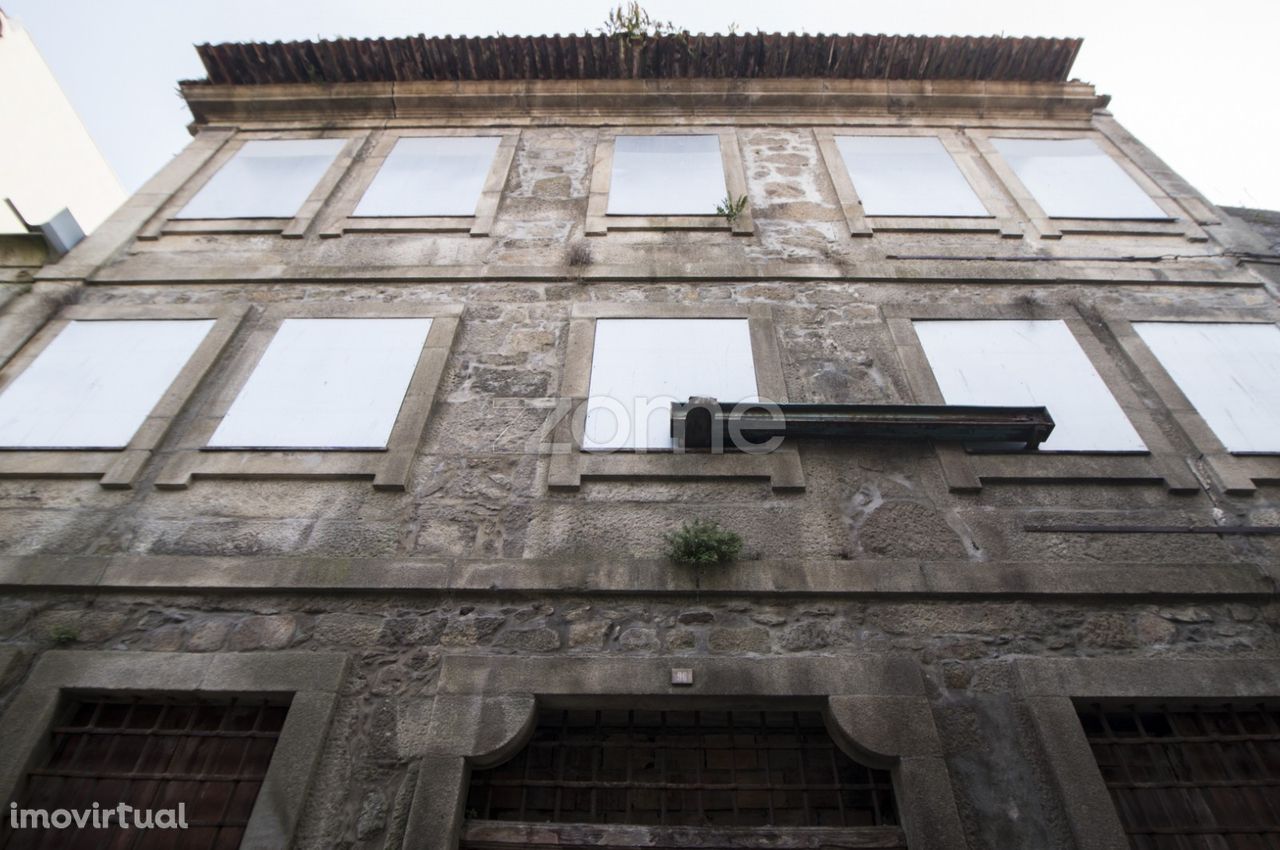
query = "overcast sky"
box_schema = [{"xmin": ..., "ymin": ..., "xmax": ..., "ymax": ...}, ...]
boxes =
[{"xmin": 6, "ymin": 0, "xmax": 1278, "ymax": 210}]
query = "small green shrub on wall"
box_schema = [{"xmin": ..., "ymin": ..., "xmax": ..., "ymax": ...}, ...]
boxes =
[
  {"xmin": 716, "ymin": 193, "xmax": 749, "ymax": 223},
  {"xmin": 664, "ymin": 519, "xmax": 743, "ymax": 565},
  {"xmin": 49, "ymin": 625, "xmax": 78, "ymax": 646}
]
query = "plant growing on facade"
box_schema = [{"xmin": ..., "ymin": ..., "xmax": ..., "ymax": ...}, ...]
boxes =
[
  {"xmin": 600, "ymin": 2, "xmax": 682, "ymax": 41},
  {"xmin": 716, "ymin": 193, "xmax": 749, "ymax": 223},
  {"xmin": 664, "ymin": 519, "xmax": 744, "ymax": 565},
  {"xmin": 49, "ymin": 625, "xmax": 78, "ymax": 646}
]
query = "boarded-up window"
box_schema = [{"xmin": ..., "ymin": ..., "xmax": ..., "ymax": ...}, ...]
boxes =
[
  {"xmin": 992, "ymin": 138, "xmax": 1167, "ymax": 219},
  {"xmin": 0, "ymin": 319, "xmax": 214, "ymax": 449},
  {"xmin": 914, "ymin": 319, "xmax": 1146, "ymax": 452},
  {"xmin": 177, "ymin": 139, "xmax": 346, "ymax": 219},
  {"xmin": 1, "ymin": 696, "xmax": 289, "ymax": 850},
  {"xmin": 608, "ymin": 136, "xmax": 727, "ymax": 215},
  {"xmin": 1135, "ymin": 322, "xmax": 1280, "ymax": 454},
  {"xmin": 584, "ymin": 318, "xmax": 758, "ymax": 451},
  {"xmin": 354, "ymin": 136, "xmax": 501, "ymax": 217},
  {"xmin": 835, "ymin": 136, "xmax": 987, "ymax": 217},
  {"xmin": 1077, "ymin": 702, "xmax": 1280, "ymax": 849},
  {"xmin": 208, "ymin": 317, "xmax": 432, "ymax": 450},
  {"xmin": 465, "ymin": 708, "xmax": 898, "ymax": 828}
]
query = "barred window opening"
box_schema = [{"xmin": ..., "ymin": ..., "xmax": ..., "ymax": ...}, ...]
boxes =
[
  {"xmin": 1077, "ymin": 702, "xmax": 1280, "ymax": 849},
  {"xmin": 1, "ymin": 695, "xmax": 290, "ymax": 850},
  {"xmin": 465, "ymin": 708, "xmax": 898, "ymax": 829}
]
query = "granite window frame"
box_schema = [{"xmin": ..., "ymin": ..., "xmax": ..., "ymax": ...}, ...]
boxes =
[
  {"xmin": 157, "ymin": 302, "xmax": 462, "ymax": 492},
  {"xmin": 814, "ymin": 127, "xmax": 1022, "ymax": 238},
  {"xmin": 1015, "ymin": 656, "xmax": 1280, "ymax": 850},
  {"xmin": 315, "ymin": 128, "xmax": 520, "ymax": 238},
  {"xmin": 1091, "ymin": 114, "xmax": 1223, "ymax": 230},
  {"xmin": 1104, "ymin": 307, "xmax": 1280, "ymax": 495},
  {"xmin": 585, "ymin": 128, "xmax": 753, "ymax": 236},
  {"xmin": 965, "ymin": 128, "xmax": 1207, "ymax": 241},
  {"xmin": 0, "ymin": 650, "xmax": 348, "ymax": 850},
  {"xmin": 137, "ymin": 130, "xmax": 368, "ymax": 240},
  {"xmin": 402, "ymin": 654, "xmax": 966, "ymax": 850},
  {"xmin": 0, "ymin": 303, "xmax": 247, "ymax": 488},
  {"xmin": 547, "ymin": 302, "xmax": 803, "ymax": 491},
  {"xmin": 884, "ymin": 303, "xmax": 1197, "ymax": 493}
]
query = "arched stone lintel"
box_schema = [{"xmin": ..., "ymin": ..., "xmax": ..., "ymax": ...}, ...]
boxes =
[
  {"xmin": 423, "ymin": 693, "xmax": 537, "ymax": 766},
  {"xmin": 826, "ymin": 695, "xmax": 966, "ymax": 850},
  {"xmin": 825, "ymin": 694, "xmax": 945, "ymax": 763}
]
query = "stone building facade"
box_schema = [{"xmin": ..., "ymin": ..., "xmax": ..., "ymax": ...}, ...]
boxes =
[{"xmin": 0, "ymin": 31, "xmax": 1277, "ymax": 850}]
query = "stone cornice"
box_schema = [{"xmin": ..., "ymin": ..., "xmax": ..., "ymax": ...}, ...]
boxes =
[
  {"xmin": 181, "ymin": 78, "xmax": 1106, "ymax": 125},
  {"xmin": 0, "ymin": 555, "xmax": 1273, "ymax": 599}
]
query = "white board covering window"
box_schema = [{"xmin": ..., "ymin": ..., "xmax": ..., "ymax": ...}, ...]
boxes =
[
  {"xmin": 208, "ymin": 318, "xmax": 432, "ymax": 450},
  {"xmin": 177, "ymin": 139, "xmax": 347, "ymax": 219},
  {"xmin": 354, "ymin": 136, "xmax": 501, "ymax": 217},
  {"xmin": 835, "ymin": 136, "xmax": 987, "ymax": 217},
  {"xmin": 584, "ymin": 319, "xmax": 758, "ymax": 451},
  {"xmin": 0, "ymin": 319, "xmax": 214, "ymax": 449},
  {"xmin": 991, "ymin": 138, "xmax": 1167, "ymax": 220},
  {"xmin": 1135, "ymin": 322, "xmax": 1280, "ymax": 453},
  {"xmin": 607, "ymin": 135, "xmax": 727, "ymax": 215},
  {"xmin": 914, "ymin": 320, "xmax": 1146, "ymax": 452}
]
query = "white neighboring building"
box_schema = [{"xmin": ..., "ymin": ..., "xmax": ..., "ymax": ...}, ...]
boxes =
[{"xmin": 0, "ymin": 9, "xmax": 124, "ymax": 236}]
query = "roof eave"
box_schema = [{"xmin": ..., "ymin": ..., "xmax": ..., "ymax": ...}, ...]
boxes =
[{"xmin": 191, "ymin": 33, "xmax": 1085, "ymax": 87}]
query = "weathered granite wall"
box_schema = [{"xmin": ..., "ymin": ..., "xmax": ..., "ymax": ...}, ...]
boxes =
[
  {"xmin": 0, "ymin": 112, "xmax": 1276, "ymax": 850},
  {"xmin": 0, "ymin": 277, "xmax": 1276, "ymax": 566},
  {"xmin": 1, "ymin": 590, "xmax": 1277, "ymax": 849}
]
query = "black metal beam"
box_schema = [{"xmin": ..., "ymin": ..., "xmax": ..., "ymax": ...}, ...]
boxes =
[
  {"xmin": 671, "ymin": 398, "xmax": 1054, "ymax": 451},
  {"xmin": 1024, "ymin": 525, "xmax": 1280, "ymax": 535}
]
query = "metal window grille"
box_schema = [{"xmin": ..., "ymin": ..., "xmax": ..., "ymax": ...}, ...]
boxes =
[
  {"xmin": 1, "ymin": 696, "xmax": 290, "ymax": 850},
  {"xmin": 1077, "ymin": 702, "xmax": 1280, "ymax": 850},
  {"xmin": 465, "ymin": 708, "xmax": 898, "ymax": 828}
]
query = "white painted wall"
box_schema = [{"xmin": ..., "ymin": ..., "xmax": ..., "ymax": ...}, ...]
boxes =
[
  {"xmin": 835, "ymin": 136, "xmax": 987, "ymax": 217},
  {"xmin": 208, "ymin": 318, "xmax": 434, "ymax": 450},
  {"xmin": 1135, "ymin": 322, "xmax": 1280, "ymax": 453},
  {"xmin": 607, "ymin": 135, "xmax": 727, "ymax": 216},
  {"xmin": 0, "ymin": 319, "xmax": 214, "ymax": 448},
  {"xmin": 0, "ymin": 11, "xmax": 124, "ymax": 235},
  {"xmin": 914, "ymin": 319, "xmax": 1147, "ymax": 452},
  {"xmin": 584, "ymin": 319, "xmax": 759, "ymax": 451}
]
